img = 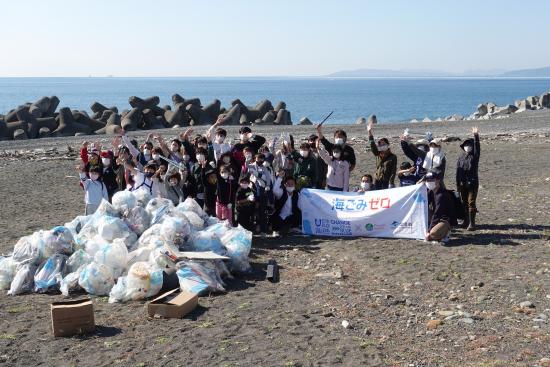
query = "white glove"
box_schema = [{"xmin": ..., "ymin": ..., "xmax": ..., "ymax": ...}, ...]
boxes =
[
  {"xmin": 209, "ymin": 161, "xmax": 216, "ymax": 168},
  {"xmin": 248, "ymin": 195, "xmax": 255, "ymax": 202},
  {"xmin": 250, "ymin": 175, "xmax": 257, "ymax": 183}
]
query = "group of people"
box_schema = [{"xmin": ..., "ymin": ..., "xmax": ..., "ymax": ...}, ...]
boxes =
[{"xmin": 77, "ymin": 115, "xmax": 481, "ymax": 242}]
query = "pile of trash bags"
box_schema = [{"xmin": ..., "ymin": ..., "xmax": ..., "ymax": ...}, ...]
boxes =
[{"xmin": 0, "ymin": 193, "xmax": 253, "ymax": 303}]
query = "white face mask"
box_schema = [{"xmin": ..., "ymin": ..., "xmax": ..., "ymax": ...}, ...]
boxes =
[
  {"xmin": 286, "ymin": 186, "xmax": 295, "ymax": 193},
  {"xmin": 240, "ymin": 133, "xmax": 249, "ymax": 141},
  {"xmin": 215, "ymin": 135, "xmax": 225, "ymax": 143},
  {"xmin": 152, "ymin": 154, "xmax": 160, "ymax": 161},
  {"xmin": 417, "ymin": 146, "xmax": 427, "ymax": 152},
  {"xmin": 464, "ymin": 146, "xmax": 473, "ymax": 153},
  {"xmin": 170, "ymin": 145, "xmax": 179, "ymax": 152},
  {"xmin": 245, "ymin": 153, "xmax": 253, "ymax": 161},
  {"xmin": 300, "ymin": 150, "xmax": 309, "ymax": 158},
  {"xmin": 183, "ymin": 155, "xmax": 190, "ymax": 162},
  {"xmin": 429, "ymin": 147, "xmax": 440, "ymax": 154},
  {"xmin": 90, "ymin": 173, "xmax": 99, "ymax": 181},
  {"xmin": 196, "ymin": 155, "xmax": 206, "ymax": 163},
  {"xmin": 169, "ymin": 180, "xmax": 178, "ymax": 187},
  {"xmin": 240, "ymin": 183, "xmax": 249, "ymax": 189},
  {"xmin": 220, "ymin": 172, "xmax": 229, "ymax": 179},
  {"xmin": 425, "ymin": 181, "xmax": 436, "ymax": 190},
  {"xmin": 101, "ymin": 158, "xmax": 111, "ymax": 166},
  {"xmin": 403, "ymin": 172, "xmax": 411, "ymax": 176},
  {"xmin": 378, "ymin": 145, "xmax": 388, "ymax": 152},
  {"xmin": 143, "ymin": 149, "xmax": 151, "ymax": 156},
  {"xmin": 333, "ymin": 152, "xmax": 341, "ymax": 159},
  {"xmin": 360, "ymin": 182, "xmax": 371, "ymax": 190},
  {"xmin": 334, "ymin": 138, "xmax": 344, "ymax": 145},
  {"xmin": 223, "ymin": 156, "xmax": 231, "ymax": 164}
]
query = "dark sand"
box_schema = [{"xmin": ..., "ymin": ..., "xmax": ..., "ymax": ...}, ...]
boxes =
[{"xmin": 1, "ymin": 110, "xmax": 550, "ymax": 366}]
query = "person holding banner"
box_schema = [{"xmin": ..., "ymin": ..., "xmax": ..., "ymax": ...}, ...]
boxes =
[
  {"xmin": 367, "ymin": 122, "xmax": 397, "ymax": 189},
  {"xmin": 425, "ymin": 172, "xmax": 453, "ymax": 243}
]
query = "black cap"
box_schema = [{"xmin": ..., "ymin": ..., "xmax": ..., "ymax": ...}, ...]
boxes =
[{"xmin": 425, "ymin": 172, "xmax": 440, "ymax": 180}]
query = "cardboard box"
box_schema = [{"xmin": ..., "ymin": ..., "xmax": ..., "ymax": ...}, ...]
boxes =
[
  {"xmin": 147, "ymin": 289, "xmax": 198, "ymax": 319},
  {"xmin": 51, "ymin": 298, "xmax": 95, "ymax": 337}
]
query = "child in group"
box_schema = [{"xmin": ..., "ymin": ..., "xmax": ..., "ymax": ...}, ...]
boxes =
[
  {"xmin": 235, "ymin": 175, "xmax": 256, "ymax": 231},
  {"xmin": 164, "ymin": 172, "xmax": 186, "ymax": 205},
  {"xmin": 192, "ymin": 147, "xmax": 211, "ymax": 209},
  {"xmin": 216, "ymin": 164, "xmax": 236, "ymax": 224},
  {"xmin": 79, "ymin": 165, "xmax": 108, "ymax": 215},
  {"xmin": 317, "ymin": 141, "xmax": 350, "ymax": 191},
  {"xmin": 291, "ymin": 143, "xmax": 317, "ymax": 190},
  {"xmin": 397, "ymin": 161, "xmax": 417, "ymax": 187},
  {"xmin": 127, "ymin": 162, "xmax": 162, "ymax": 197},
  {"xmin": 356, "ymin": 174, "xmax": 374, "ymax": 192},
  {"xmin": 247, "ymin": 153, "xmax": 273, "ymax": 235}
]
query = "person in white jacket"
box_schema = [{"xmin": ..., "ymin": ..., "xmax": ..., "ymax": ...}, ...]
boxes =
[
  {"xmin": 79, "ymin": 165, "xmax": 109, "ymax": 215},
  {"xmin": 126, "ymin": 162, "xmax": 162, "ymax": 198},
  {"xmin": 316, "ymin": 140, "xmax": 350, "ymax": 191}
]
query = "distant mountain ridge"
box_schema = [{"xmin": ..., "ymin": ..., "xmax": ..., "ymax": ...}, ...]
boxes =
[{"xmin": 327, "ymin": 67, "xmax": 550, "ymax": 78}]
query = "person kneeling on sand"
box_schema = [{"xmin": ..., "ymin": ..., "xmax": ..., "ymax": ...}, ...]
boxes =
[
  {"xmin": 271, "ymin": 174, "xmax": 302, "ymax": 237},
  {"xmin": 425, "ymin": 172, "xmax": 453, "ymax": 244}
]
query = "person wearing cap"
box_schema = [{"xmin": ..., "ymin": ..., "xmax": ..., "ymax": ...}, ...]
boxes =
[
  {"xmin": 316, "ymin": 125, "xmax": 356, "ymax": 171},
  {"xmin": 100, "ymin": 150, "xmax": 119, "ymax": 200},
  {"xmin": 80, "ymin": 141, "xmax": 103, "ymax": 175},
  {"xmin": 308, "ymin": 134, "xmax": 328, "ymax": 189},
  {"xmin": 232, "ymin": 126, "xmax": 266, "ymax": 166},
  {"xmin": 367, "ymin": 122, "xmax": 397, "ymax": 189},
  {"xmin": 397, "ymin": 161, "xmax": 417, "ymax": 187},
  {"xmin": 456, "ymin": 126, "xmax": 481, "ymax": 231},
  {"xmin": 400, "ymin": 135, "xmax": 429, "ymax": 180},
  {"xmin": 425, "ymin": 172, "xmax": 454, "ymax": 243}
]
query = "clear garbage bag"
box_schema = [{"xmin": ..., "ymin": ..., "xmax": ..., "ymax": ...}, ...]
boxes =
[
  {"xmin": 180, "ymin": 211, "xmax": 204, "ymax": 231},
  {"xmin": 176, "ymin": 198, "xmax": 208, "ymax": 220},
  {"xmin": 112, "ymin": 190, "xmax": 137, "ymax": 215},
  {"xmin": 160, "ymin": 216, "xmax": 192, "ymax": 248},
  {"xmin": 94, "ymin": 199, "xmax": 119, "ymax": 217},
  {"xmin": 64, "ymin": 215, "xmax": 92, "ymax": 237},
  {"xmin": 66, "ymin": 249, "xmax": 92, "ymax": 273},
  {"xmin": 146, "ymin": 198, "xmax": 174, "ymax": 216},
  {"xmin": 109, "ymin": 262, "xmax": 163, "ymax": 303},
  {"xmin": 78, "ymin": 262, "xmax": 115, "ymax": 296},
  {"xmin": 149, "ymin": 248, "xmax": 177, "ymax": 275},
  {"xmin": 137, "ymin": 224, "xmax": 163, "ymax": 249},
  {"xmin": 124, "ymin": 206, "xmax": 151, "ymax": 236},
  {"xmin": 187, "ymin": 231, "xmax": 226, "ymax": 255},
  {"xmin": 43, "ymin": 226, "xmax": 74, "ymax": 257},
  {"xmin": 132, "ymin": 189, "xmax": 151, "ymax": 208},
  {"xmin": 220, "ymin": 226, "xmax": 253, "ymax": 273},
  {"xmin": 0, "ymin": 257, "xmax": 18, "ymax": 290},
  {"xmin": 34, "ymin": 254, "xmax": 68, "ymax": 293},
  {"xmin": 97, "ymin": 216, "xmax": 132, "ymax": 242},
  {"xmin": 94, "ymin": 238, "xmax": 128, "ymax": 278},
  {"xmin": 60, "ymin": 265, "xmax": 86, "ymax": 296},
  {"xmin": 127, "ymin": 247, "xmax": 152, "ymax": 268},
  {"xmin": 12, "ymin": 232, "xmax": 45, "ymax": 265},
  {"xmin": 85, "ymin": 234, "xmax": 110, "ymax": 257},
  {"xmin": 176, "ymin": 260, "xmax": 226, "ymax": 296},
  {"xmin": 203, "ymin": 221, "xmax": 231, "ymax": 238},
  {"xmin": 8, "ymin": 263, "xmax": 37, "ymax": 296}
]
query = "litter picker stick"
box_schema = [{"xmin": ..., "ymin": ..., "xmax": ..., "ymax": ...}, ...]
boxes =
[
  {"xmin": 159, "ymin": 155, "xmax": 186, "ymax": 170},
  {"xmin": 318, "ymin": 111, "xmax": 334, "ymax": 126}
]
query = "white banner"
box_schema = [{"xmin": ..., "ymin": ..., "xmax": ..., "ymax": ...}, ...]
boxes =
[{"xmin": 298, "ymin": 184, "xmax": 429, "ymax": 239}]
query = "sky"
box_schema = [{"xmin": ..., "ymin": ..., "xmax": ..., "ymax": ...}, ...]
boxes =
[{"xmin": 0, "ymin": 0, "xmax": 548, "ymax": 77}]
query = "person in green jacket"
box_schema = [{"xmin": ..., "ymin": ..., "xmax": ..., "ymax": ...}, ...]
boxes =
[
  {"xmin": 367, "ymin": 122, "xmax": 397, "ymax": 190},
  {"xmin": 291, "ymin": 142, "xmax": 318, "ymax": 190}
]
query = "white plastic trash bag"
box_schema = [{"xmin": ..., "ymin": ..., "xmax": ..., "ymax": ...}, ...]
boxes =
[
  {"xmin": 149, "ymin": 248, "xmax": 177, "ymax": 275},
  {"xmin": 176, "ymin": 260, "xmax": 226, "ymax": 296},
  {"xmin": 127, "ymin": 247, "xmax": 152, "ymax": 268},
  {"xmin": 64, "ymin": 215, "xmax": 92, "ymax": 237},
  {"xmin": 0, "ymin": 257, "xmax": 18, "ymax": 290},
  {"xmin": 112, "ymin": 190, "xmax": 137, "ymax": 215},
  {"xmin": 203, "ymin": 221, "xmax": 231, "ymax": 238},
  {"xmin": 180, "ymin": 211, "xmax": 204, "ymax": 231},
  {"xmin": 137, "ymin": 224, "xmax": 163, "ymax": 249},
  {"xmin": 97, "ymin": 216, "xmax": 131, "ymax": 242},
  {"xmin": 66, "ymin": 249, "xmax": 92, "ymax": 273},
  {"xmin": 94, "ymin": 239, "xmax": 128, "ymax": 278},
  {"xmin": 160, "ymin": 216, "xmax": 191, "ymax": 248},
  {"xmin": 8, "ymin": 264, "xmax": 37, "ymax": 296},
  {"xmin": 43, "ymin": 226, "xmax": 74, "ymax": 257},
  {"xmin": 85, "ymin": 234, "xmax": 110, "ymax": 257},
  {"xmin": 60, "ymin": 269, "xmax": 83, "ymax": 297},
  {"xmin": 132, "ymin": 189, "xmax": 151, "ymax": 208},
  {"xmin": 124, "ymin": 206, "xmax": 151, "ymax": 236},
  {"xmin": 108, "ymin": 262, "xmax": 163, "ymax": 303},
  {"xmin": 220, "ymin": 226, "xmax": 253, "ymax": 273},
  {"xmin": 78, "ymin": 262, "xmax": 115, "ymax": 296},
  {"xmin": 188, "ymin": 231, "xmax": 225, "ymax": 255},
  {"xmin": 177, "ymin": 198, "xmax": 208, "ymax": 220},
  {"xmin": 34, "ymin": 254, "xmax": 68, "ymax": 293},
  {"xmin": 146, "ymin": 198, "xmax": 174, "ymax": 216},
  {"xmin": 12, "ymin": 232, "xmax": 45, "ymax": 265}
]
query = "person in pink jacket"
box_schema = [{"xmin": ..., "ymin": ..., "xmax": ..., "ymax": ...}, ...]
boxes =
[{"xmin": 316, "ymin": 140, "xmax": 350, "ymax": 191}]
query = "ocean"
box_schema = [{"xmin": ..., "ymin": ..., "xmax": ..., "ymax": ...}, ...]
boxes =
[{"xmin": 1, "ymin": 77, "xmax": 549, "ymax": 124}]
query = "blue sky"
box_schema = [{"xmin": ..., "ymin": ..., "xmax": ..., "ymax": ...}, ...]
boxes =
[{"xmin": 1, "ymin": 0, "xmax": 548, "ymax": 77}]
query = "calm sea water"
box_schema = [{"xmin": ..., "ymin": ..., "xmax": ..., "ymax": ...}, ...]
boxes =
[{"xmin": 1, "ymin": 77, "xmax": 549, "ymax": 124}]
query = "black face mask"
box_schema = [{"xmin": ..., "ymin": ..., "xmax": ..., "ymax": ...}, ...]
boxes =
[
  {"xmin": 145, "ymin": 172, "xmax": 154, "ymax": 178},
  {"xmin": 256, "ymin": 160, "xmax": 264, "ymax": 165}
]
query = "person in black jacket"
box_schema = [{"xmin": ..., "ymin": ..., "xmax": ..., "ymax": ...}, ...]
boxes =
[
  {"xmin": 425, "ymin": 172, "xmax": 454, "ymax": 244},
  {"xmin": 271, "ymin": 175, "xmax": 302, "ymax": 237},
  {"xmin": 100, "ymin": 150, "xmax": 119, "ymax": 201},
  {"xmin": 456, "ymin": 126, "xmax": 481, "ymax": 231},
  {"xmin": 399, "ymin": 135, "xmax": 429, "ymax": 181}
]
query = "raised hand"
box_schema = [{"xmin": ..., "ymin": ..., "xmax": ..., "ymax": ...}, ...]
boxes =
[
  {"xmin": 367, "ymin": 122, "xmax": 374, "ymax": 135},
  {"xmin": 399, "ymin": 134, "xmax": 410, "ymax": 141},
  {"xmin": 472, "ymin": 126, "xmax": 479, "ymax": 134}
]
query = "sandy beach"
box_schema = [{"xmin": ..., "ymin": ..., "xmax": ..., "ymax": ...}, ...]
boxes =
[{"xmin": 1, "ymin": 109, "xmax": 550, "ymax": 366}]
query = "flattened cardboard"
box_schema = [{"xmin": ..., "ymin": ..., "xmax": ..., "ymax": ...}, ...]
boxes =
[
  {"xmin": 147, "ymin": 289, "xmax": 198, "ymax": 319},
  {"xmin": 51, "ymin": 298, "xmax": 95, "ymax": 337}
]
